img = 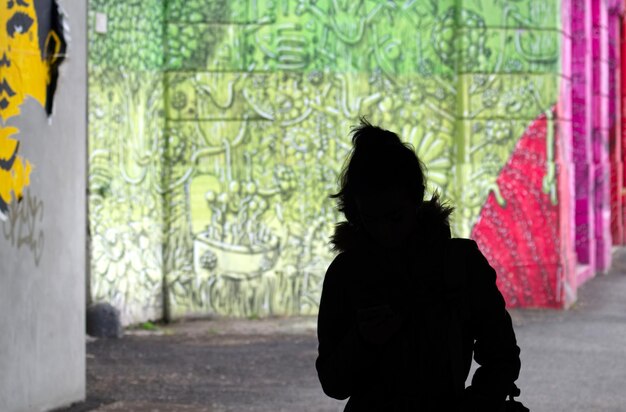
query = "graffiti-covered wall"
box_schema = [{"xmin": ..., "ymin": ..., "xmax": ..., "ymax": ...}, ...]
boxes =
[
  {"xmin": 88, "ymin": 0, "xmax": 165, "ymax": 324},
  {"xmin": 162, "ymin": 1, "xmax": 461, "ymax": 318},
  {"xmin": 1, "ymin": 0, "xmax": 66, "ymax": 220},
  {"xmin": 163, "ymin": 0, "xmax": 562, "ymax": 316},
  {"xmin": 0, "ymin": 1, "xmax": 86, "ymax": 410},
  {"xmin": 89, "ymin": 0, "xmax": 623, "ymax": 323}
]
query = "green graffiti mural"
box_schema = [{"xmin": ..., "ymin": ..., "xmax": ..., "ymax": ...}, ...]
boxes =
[
  {"xmin": 88, "ymin": 0, "xmax": 561, "ymax": 323},
  {"xmin": 88, "ymin": 0, "xmax": 165, "ymax": 324}
]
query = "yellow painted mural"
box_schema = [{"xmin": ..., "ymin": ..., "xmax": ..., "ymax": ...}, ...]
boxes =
[
  {"xmin": 0, "ymin": 126, "xmax": 31, "ymax": 209},
  {"xmin": 0, "ymin": 0, "xmax": 66, "ymax": 219}
]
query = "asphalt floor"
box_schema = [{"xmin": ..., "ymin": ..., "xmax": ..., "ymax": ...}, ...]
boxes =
[{"xmin": 57, "ymin": 257, "xmax": 626, "ymax": 412}]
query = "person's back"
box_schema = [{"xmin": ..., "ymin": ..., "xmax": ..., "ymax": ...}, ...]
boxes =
[{"xmin": 316, "ymin": 120, "xmax": 522, "ymax": 411}]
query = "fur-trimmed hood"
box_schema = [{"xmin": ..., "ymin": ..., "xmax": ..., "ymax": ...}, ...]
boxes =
[{"xmin": 330, "ymin": 198, "xmax": 452, "ymax": 253}]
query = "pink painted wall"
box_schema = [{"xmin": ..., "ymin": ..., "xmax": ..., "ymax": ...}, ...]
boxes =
[
  {"xmin": 559, "ymin": 0, "xmax": 578, "ymax": 307},
  {"xmin": 592, "ymin": 0, "xmax": 613, "ymax": 272},
  {"xmin": 566, "ymin": 0, "xmax": 621, "ymax": 290},
  {"xmin": 616, "ymin": 12, "xmax": 626, "ymax": 238},
  {"xmin": 572, "ymin": 0, "xmax": 597, "ymax": 284},
  {"xmin": 472, "ymin": 0, "xmax": 624, "ymax": 308},
  {"xmin": 609, "ymin": 0, "xmax": 624, "ymax": 245}
]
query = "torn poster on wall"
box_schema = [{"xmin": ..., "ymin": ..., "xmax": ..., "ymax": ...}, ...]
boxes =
[{"xmin": 0, "ymin": 0, "xmax": 67, "ymax": 219}]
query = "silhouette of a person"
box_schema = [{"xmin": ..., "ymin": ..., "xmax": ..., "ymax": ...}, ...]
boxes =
[{"xmin": 316, "ymin": 120, "xmax": 522, "ymax": 411}]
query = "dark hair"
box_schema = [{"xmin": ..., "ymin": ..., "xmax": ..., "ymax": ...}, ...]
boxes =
[{"xmin": 330, "ymin": 118, "xmax": 427, "ymax": 226}]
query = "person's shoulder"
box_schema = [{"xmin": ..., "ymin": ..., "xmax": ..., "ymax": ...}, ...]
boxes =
[
  {"xmin": 447, "ymin": 237, "xmax": 495, "ymax": 278},
  {"xmin": 448, "ymin": 237, "xmax": 477, "ymax": 247},
  {"xmin": 327, "ymin": 250, "xmax": 358, "ymax": 273},
  {"xmin": 447, "ymin": 237, "xmax": 480, "ymax": 256},
  {"xmin": 441, "ymin": 238, "xmax": 477, "ymax": 288},
  {"xmin": 325, "ymin": 251, "xmax": 353, "ymax": 278},
  {"xmin": 321, "ymin": 251, "xmax": 359, "ymax": 294}
]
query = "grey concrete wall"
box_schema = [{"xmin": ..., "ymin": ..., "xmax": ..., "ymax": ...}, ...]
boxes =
[{"xmin": 0, "ymin": 1, "xmax": 86, "ymax": 411}]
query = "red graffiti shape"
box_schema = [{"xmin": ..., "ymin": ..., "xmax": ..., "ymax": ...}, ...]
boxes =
[{"xmin": 471, "ymin": 112, "xmax": 561, "ymax": 308}]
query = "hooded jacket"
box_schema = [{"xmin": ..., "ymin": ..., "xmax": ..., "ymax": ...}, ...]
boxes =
[{"xmin": 316, "ymin": 200, "xmax": 521, "ymax": 412}]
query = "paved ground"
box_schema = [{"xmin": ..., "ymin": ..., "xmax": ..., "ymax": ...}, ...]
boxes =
[
  {"xmin": 57, "ymin": 257, "xmax": 626, "ymax": 412},
  {"xmin": 510, "ymin": 261, "xmax": 626, "ymax": 412},
  {"xmin": 57, "ymin": 317, "xmax": 342, "ymax": 412}
]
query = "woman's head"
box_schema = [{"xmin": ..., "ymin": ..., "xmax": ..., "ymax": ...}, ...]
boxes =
[{"xmin": 331, "ymin": 119, "xmax": 427, "ymax": 248}]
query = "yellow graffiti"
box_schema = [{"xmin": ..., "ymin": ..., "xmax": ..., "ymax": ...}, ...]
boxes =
[
  {"xmin": 0, "ymin": 0, "xmax": 49, "ymax": 120},
  {"xmin": 0, "ymin": 126, "xmax": 32, "ymax": 215},
  {"xmin": 0, "ymin": 0, "xmax": 62, "ymax": 218}
]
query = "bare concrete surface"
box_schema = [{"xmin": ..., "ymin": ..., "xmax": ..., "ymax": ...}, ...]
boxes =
[
  {"xmin": 55, "ymin": 317, "xmax": 345, "ymax": 412},
  {"xmin": 56, "ymin": 262, "xmax": 626, "ymax": 412},
  {"xmin": 509, "ymin": 265, "xmax": 626, "ymax": 411}
]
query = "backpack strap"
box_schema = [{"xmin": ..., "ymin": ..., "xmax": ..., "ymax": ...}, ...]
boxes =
[{"xmin": 443, "ymin": 238, "xmax": 469, "ymax": 399}]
